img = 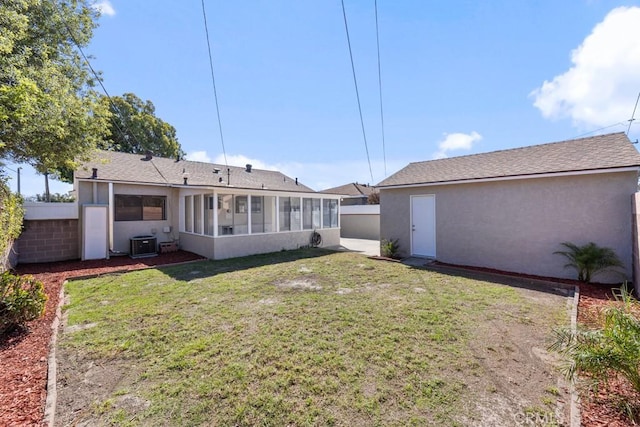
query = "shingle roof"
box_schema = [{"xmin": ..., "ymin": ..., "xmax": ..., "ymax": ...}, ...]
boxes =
[
  {"xmin": 377, "ymin": 132, "xmax": 640, "ymax": 188},
  {"xmin": 320, "ymin": 182, "xmax": 377, "ymax": 197},
  {"xmin": 75, "ymin": 150, "xmax": 315, "ymax": 193}
]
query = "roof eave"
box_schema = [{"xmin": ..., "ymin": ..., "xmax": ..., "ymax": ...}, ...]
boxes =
[{"xmin": 377, "ymin": 166, "xmax": 640, "ymax": 190}]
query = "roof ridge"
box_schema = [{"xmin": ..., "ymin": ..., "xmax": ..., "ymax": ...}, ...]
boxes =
[{"xmin": 408, "ymin": 132, "xmax": 628, "ymax": 166}]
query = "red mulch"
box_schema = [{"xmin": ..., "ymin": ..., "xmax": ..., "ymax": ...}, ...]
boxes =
[
  {"xmin": 1, "ymin": 255, "xmax": 638, "ymax": 426},
  {"xmin": 0, "ymin": 251, "xmax": 204, "ymax": 427}
]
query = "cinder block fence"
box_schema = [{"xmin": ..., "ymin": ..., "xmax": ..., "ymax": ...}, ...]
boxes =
[{"xmin": 16, "ymin": 202, "xmax": 79, "ymax": 264}]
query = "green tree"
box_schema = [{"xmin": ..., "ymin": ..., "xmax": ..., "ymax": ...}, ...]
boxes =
[
  {"xmin": 100, "ymin": 93, "xmax": 184, "ymax": 159},
  {"xmin": 0, "ymin": 0, "xmax": 109, "ymax": 177},
  {"xmin": 554, "ymin": 241, "xmax": 624, "ymax": 283}
]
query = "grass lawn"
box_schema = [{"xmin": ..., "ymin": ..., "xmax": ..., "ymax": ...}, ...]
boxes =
[{"xmin": 57, "ymin": 249, "xmax": 569, "ymax": 426}]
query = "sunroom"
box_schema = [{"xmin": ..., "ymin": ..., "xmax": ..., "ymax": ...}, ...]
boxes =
[{"xmin": 178, "ymin": 189, "xmax": 340, "ymax": 260}]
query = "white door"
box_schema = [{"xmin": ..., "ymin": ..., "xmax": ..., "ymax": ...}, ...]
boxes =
[
  {"xmin": 83, "ymin": 205, "xmax": 109, "ymax": 260},
  {"xmin": 411, "ymin": 195, "xmax": 436, "ymax": 257}
]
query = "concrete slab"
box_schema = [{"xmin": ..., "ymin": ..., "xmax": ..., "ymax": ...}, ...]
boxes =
[{"xmin": 328, "ymin": 238, "xmax": 380, "ymax": 257}]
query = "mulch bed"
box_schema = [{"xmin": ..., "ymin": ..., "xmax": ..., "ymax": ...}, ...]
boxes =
[
  {"xmin": 0, "ymin": 251, "xmax": 204, "ymax": 427},
  {"xmin": 0, "ymin": 255, "xmax": 638, "ymax": 426}
]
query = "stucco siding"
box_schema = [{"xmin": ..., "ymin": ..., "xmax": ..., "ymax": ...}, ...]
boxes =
[
  {"xmin": 340, "ymin": 214, "xmax": 380, "ymax": 240},
  {"xmin": 380, "ymin": 171, "xmax": 637, "ymax": 283},
  {"xmin": 180, "ymin": 228, "xmax": 340, "ymax": 260}
]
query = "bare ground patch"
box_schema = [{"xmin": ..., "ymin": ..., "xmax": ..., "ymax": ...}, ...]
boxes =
[{"xmin": 458, "ymin": 286, "xmax": 572, "ymax": 426}]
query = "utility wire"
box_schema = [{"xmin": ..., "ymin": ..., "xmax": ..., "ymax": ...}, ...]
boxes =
[
  {"xmin": 56, "ymin": 5, "xmax": 169, "ymax": 183},
  {"xmin": 572, "ymin": 122, "xmax": 627, "ymax": 139},
  {"xmin": 201, "ymin": 0, "xmax": 228, "ymax": 168},
  {"xmin": 627, "ymin": 91, "xmax": 640, "ymax": 136},
  {"xmin": 341, "ymin": 0, "xmax": 374, "ymax": 184},
  {"xmin": 56, "ymin": 8, "xmax": 144, "ymax": 147},
  {"xmin": 374, "ymin": 0, "xmax": 387, "ymax": 177}
]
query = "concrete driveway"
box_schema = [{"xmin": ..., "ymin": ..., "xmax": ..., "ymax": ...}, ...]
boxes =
[{"xmin": 328, "ymin": 238, "xmax": 380, "ymax": 257}]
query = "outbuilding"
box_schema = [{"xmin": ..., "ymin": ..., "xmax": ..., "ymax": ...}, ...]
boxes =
[{"xmin": 377, "ymin": 133, "xmax": 640, "ymax": 283}]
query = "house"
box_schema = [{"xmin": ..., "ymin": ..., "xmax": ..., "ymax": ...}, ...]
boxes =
[
  {"xmin": 321, "ymin": 182, "xmax": 380, "ymax": 240},
  {"xmin": 320, "ymin": 182, "xmax": 377, "ymax": 206},
  {"xmin": 73, "ymin": 150, "xmax": 340, "ymax": 260},
  {"xmin": 376, "ymin": 132, "xmax": 640, "ymax": 283}
]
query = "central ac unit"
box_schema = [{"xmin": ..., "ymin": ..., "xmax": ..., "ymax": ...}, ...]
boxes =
[{"xmin": 130, "ymin": 235, "xmax": 157, "ymax": 258}]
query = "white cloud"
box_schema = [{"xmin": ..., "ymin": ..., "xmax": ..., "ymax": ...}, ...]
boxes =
[
  {"xmin": 433, "ymin": 131, "xmax": 482, "ymax": 159},
  {"xmin": 211, "ymin": 154, "xmax": 279, "ymax": 171},
  {"xmin": 531, "ymin": 7, "xmax": 640, "ymax": 129},
  {"xmin": 183, "ymin": 150, "xmax": 399, "ymax": 190},
  {"xmin": 185, "ymin": 150, "xmax": 212, "ymax": 163},
  {"xmin": 92, "ymin": 1, "xmax": 116, "ymax": 17}
]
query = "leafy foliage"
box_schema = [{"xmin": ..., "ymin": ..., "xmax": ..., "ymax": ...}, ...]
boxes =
[
  {"xmin": 33, "ymin": 192, "xmax": 75, "ymax": 203},
  {"xmin": 0, "ymin": 0, "xmax": 109, "ymax": 175},
  {"xmin": 380, "ymin": 238, "xmax": 400, "ymax": 258},
  {"xmin": 554, "ymin": 241, "xmax": 623, "ymax": 283},
  {"xmin": 550, "ymin": 285, "xmax": 640, "ymax": 420},
  {"xmin": 367, "ymin": 191, "xmax": 380, "ymax": 205},
  {"xmin": 0, "ymin": 272, "xmax": 47, "ymax": 335},
  {"xmin": 99, "ymin": 93, "xmax": 184, "ymax": 159},
  {"xmin": 0, "ymin": 175, "xmax": 24, "ymax": 272}
]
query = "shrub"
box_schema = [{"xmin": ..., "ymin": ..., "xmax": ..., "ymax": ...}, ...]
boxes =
[
  {"xmin": 554, "ymin": 241, "xmax": 623, "ymax": 283},
  {"xmin": 0, "ymin": 272, "xmax": 47, "ymax": 335},
  {"xmin": 0, "ymin": 179, "xmax": 24, "ymax": 272},
  {"xmin": 380, "ymin": 238, "xmax": 400, "ymax": 259},
  {"xmin": 550, "ymin": 285, "xmax": 640, "ymax": 419}
]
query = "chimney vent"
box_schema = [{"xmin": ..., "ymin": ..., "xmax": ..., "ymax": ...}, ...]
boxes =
[
  {"xmin": 91, "ymin": 168, "xmax": 98, "ymax": 179},
  {"xmin": 295, "ymin": 177, "xmax": 298, "ymax": 185},
  {"xmin": 144, "ymin": 151, "xmax": 152, "ymax": 161},
  {"xmin": 246, "ymin": 164, "xmax": 252, "ymax": 173}
]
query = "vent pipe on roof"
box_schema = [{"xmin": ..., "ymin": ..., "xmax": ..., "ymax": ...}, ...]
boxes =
[
  {"xmin": 246, "ymin": 164, "xmax": 252, "ymax": 173},
  {"xmin": 144, "ymin": 151, "xmax": 152, "ymax": 161},
  {"xmin": 295, "ymin": 177, "xmax": 298, "ymax": 185},
  {"xmin": 91, "ymin": 168, "xmax": 98, "ymax": 179}
]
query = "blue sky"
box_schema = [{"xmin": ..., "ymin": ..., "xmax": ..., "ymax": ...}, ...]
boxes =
[{"xmin": 7, "ymin": 0, "xmax": 640, "ymax": 196}]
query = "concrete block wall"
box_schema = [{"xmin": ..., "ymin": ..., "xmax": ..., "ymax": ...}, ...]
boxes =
[{"xmin": 17, "ymin": 219, "xmax": 80, "ymax": 264}]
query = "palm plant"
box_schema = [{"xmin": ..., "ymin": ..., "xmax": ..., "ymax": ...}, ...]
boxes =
[
  {"xmin": 550, "ymin": 285, "xmax": 640, "ymax": 395},
  {"xmin": 554, "ymin": 241, "xmax": 623, "ymax": 283}
]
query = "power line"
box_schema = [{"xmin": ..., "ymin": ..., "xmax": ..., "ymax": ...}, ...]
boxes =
[
  {"xmin": 201, "ymin": 0, "xmax": 228, "ymax": 168},
  {"xmin": 627, "ymin": 91, "xmax": 640, "ymax": 136},
  {"xmin": 340, "ymin": 0, "xmax": 374, "ymax": 184},
  {"xmin": 571, "ymin": 122, "xmax": 627, "ymax": 139},
  {"xmin": 55, "ymin": 7, "xmax": 153, "ymax": 154},
  {"xmin": 374, "ymin": 0, "xmax": 387, "ymax": 177}
]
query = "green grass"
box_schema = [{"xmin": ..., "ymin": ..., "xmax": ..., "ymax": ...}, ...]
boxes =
[{"xmin": 61, "ymin": 249, "xmax": 564, "ymax": 426}]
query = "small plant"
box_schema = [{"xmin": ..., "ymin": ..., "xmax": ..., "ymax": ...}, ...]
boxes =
[
  {"xmin": 0, "ymin": 272, "xmax": 48, "ymax": 335},
  {"xmin": 554, "ymin": 241, "xmax": 623, "ymax": 282},
  {"xmin": 550, "ymin": 284, "xmax": 640, "ymax": 420},
  {"xmin": 380, "ymin": 238, "xmax": 400, "ymax": 259}
]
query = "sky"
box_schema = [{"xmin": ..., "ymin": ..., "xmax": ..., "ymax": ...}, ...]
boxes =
[{"xmin": 6, "ymin": 0, "xmax": 640, "ymax": 196}]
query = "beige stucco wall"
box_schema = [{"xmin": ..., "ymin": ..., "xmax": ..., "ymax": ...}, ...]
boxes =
[
  {"xmin": 179, "ymin": 228, "xmax": 340, "ymax": 260},
  {"xmin": 632, "ymin": 193, "xmax": 640, "ymax": 294},
  {"xmin": 340, "ymin": 214, "xmax": 380, "ymax": 240},
  {"xmin": 76, "ymin": 181, "xmax": 178, "ymax": 254},
  {"xmin": 380, "ymin": 171, "xmax": 638, "ymax": 283}
]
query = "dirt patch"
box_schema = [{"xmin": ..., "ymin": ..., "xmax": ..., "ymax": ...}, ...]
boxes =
[
  {"xmin": 458, "ymin": 286, "xmax": 571, "ymax": 426},
  {"xmin": 274, "ymin": 277, "xmax": 322, "ymax": 291},
  {"xmin": 54, "ymin": 350, "xmax": 144, "ymax": 426}
]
